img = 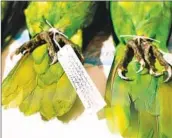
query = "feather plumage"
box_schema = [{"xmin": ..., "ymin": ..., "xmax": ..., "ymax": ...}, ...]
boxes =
[
  {"xmin": 105, "ymin": 2, "xmax": 172, "ymax": 137},
  {"xmin": 2, "ymin": 2, "xmax": 98, "ymax": 121}
]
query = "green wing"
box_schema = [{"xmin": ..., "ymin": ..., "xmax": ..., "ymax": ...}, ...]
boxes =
[
  {"xmin": 2, "ymin": 44, "xmax": 76, "ymax": 120},
  {"xmin": 2, "ymin": 2, "xmax": 97, "ymax": 121},
  {"xmin": 105, "ymin": 2, "xmax": 172, "ymax": 137},
  {"xmin": 25, "ymin": 2, "xmax": 97, "ymax": 38}
]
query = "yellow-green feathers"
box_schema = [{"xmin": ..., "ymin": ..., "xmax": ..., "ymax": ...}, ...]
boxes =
[
  {"xmin": 2, "ymin": 44, "xmax": 76, "ymax": 120},
  {"xmin": 105, "ymin": 1, "xmax": 172, "ymax": 138},
  {"xmin": 25, "ymin": 2, "xmax": 97, "ymax": 38},
  {"xmin": 2, "ymin": 2, "xmax": 97, "ymax": 121}
]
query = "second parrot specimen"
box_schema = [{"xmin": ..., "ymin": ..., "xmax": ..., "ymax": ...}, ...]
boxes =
[
  {"xmin": 105, "ymin": 1, "xmax": 172, "ymax": 138},
  {"xmin": 2, "ymin": 1, "xmax": 172, "ymax": 138}
]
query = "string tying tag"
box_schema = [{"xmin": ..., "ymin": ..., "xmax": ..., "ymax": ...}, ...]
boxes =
[
  {"xmin": 120, "ymin": 35, "xmax": 172, "ymax": 66},
  {"xmin": 45, "ymin": 18, "xmax": 106, "ymax": 113},
  {"xmin": 120, "ymin": 35, "xmax": 161, "ymax": 43}
]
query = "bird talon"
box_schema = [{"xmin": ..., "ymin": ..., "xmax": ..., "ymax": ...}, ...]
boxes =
[
  {"xmin": 117, "ymin": 37, "xmax": 171, "ymax": 83},
  {"xmin": 117, "ymin": 68, "xmax": 131, "ymax": 81},
  {"xmin": 136, "ymin": 59, "xmax": 145, "ymax": 73},
  {"xmin": 22, "ymin": 49, "xmax": 30, "ymax": 55},
  {"xmin": 50, "ymin": 53, "xmax": 58, "ymax": 65},
  {"xmin": 149, "ymin": 68, "xmax": 163, "ymax": 77},
  {"xmin": 164, "ymin": 66, "xmax": 172, "ymax": 82}
]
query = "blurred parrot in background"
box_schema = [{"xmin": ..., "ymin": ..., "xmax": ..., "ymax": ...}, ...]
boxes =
[
  {"xmin": 105, "ymin": 1, "xmax": 172, "ymax": 138},
  {"xmin": 2, "ymin": 1, "xmax": 99, "ymax": 121},
  {"xmin": 1, "ymin": 1, "xmax": 28, "ymax": 48}
]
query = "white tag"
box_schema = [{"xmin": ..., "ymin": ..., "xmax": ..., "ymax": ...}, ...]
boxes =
[
  {"xmin": 159, "ymin": 49, "xmax": 172, "ymax": 66},
  {"xmin": 57, "ymin": 44, "xmax": 106, "ymax": 114},
  {"xmin": 163, "ymin": 53, "xmax": 172, "ymax": 66}
]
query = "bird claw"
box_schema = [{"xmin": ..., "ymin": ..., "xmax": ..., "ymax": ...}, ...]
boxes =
[
  {"xmin": 8, "ymin": 26, "xmax": 82, "ymax": 68},
  {"xmin": 50, "ymin": 53, "xmax": 58, "ymax": 65},
  {"xmin": 164, "ymin": 66, "xmax": 172, "ymax": 83},
  {"xmin": 149, "ymin": 69, "xmax": 163, "ymax": 77},
  {"xmin": 117, "ymin": 68, "xmax": 130, "ymax": 81},
  {"xmin": 117, "ymin": 36, "xmax": 172, "ymax": 82},
  {"xmin": 136, "ymin": 59, "xmax": 145, "ymax": 73}
]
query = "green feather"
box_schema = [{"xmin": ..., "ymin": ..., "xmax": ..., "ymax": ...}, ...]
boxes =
[
  {"xmin": 105, "ymin": 1, "xmax": 172, "ymax": 137},
  {"xmin": 2, "ymin": 2, "xmax": 98, "ymax": 121}
]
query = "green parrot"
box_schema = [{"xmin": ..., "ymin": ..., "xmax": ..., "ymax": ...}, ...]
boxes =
[
  {"xmin": 2, "ymin": 1, "xmax": 98, "ymax": 121},
  {"xmin": 105, "ymin": 1, "xmax": 172, "ymax": 138}
]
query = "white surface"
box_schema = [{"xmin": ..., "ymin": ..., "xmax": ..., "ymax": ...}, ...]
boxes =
[
  {"xmin": 2, "ymin": 109, "xmax": 122, "ymax": 138},
  {"xmin": 2, "ymin": 29, "xmax": 122, "ymax": 138}
]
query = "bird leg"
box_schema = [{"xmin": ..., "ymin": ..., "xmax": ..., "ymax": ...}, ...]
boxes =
[
  {"xmin": 117, "ymin": 46, "xmax": 133, "ymax": 80},
  {"xmin": 151, "ymin": 45, "xmax": 172, "ymax": 82},
  {"xmin": 117, "ymin": 39, "xmax": 146, "ymax": 80},
  {"xmin": 11, "ymin": 30, "xmax": 58, "ymax": 64},
  {"xmin": 10, "ymin": 28, "xmax": 84, "ymax": 65},
  {"xmin": 140, "ymin": 39, "xmax": 162, "ymax": 77}
]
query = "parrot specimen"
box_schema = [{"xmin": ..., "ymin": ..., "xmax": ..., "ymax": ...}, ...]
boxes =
[
  {"xmin": 2, "ymin": 1, "xmax": 98, "ymax": 121},
  {"xmin": 105, "ymin": 1, "xmax": 172, "ymax": 138}
]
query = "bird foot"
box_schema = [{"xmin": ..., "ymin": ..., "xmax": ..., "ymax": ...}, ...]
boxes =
[{"xmin": 118, "ymin": 36, "xmax": 172, "ymax": 82}]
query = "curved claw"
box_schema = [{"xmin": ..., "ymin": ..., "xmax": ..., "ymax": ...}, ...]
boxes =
[
  {"xmin": 149, "ymin": 69, "xmax": 163, "ymax": 77},
  {"xmin": 164, "ymin": 66, "xmax": 172, "ymax": 83},
  {"xmin": 136, "ymin": 59, "xmax": 145, "ymax": 73},
  {"xmin": 117, "ymin": 69, "xmax": 130, "ymax": 81},
  {"xmin": 50, "ymin": 53, "xmax": 58, "ymax": 65}
]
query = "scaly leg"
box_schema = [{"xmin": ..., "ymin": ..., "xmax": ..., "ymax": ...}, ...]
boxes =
[
  {"xmin": 11, "ymin": 31, "xmax": 59, "ymax": 65},
  {"xmin": 118, "ymin": 37, "xmax": 172, "ymax": 82},
  {"xmin": 141, "ymin": 40, "xmax": 162, "ymax": 77},
  {"xmin": 128, "ymin": 39, "xmax": 146, "ymax": 73},
  {"xmin": 117, "ymin": 39, "xmax": 146, "ymax": 80},
  {"xmin": 118, "ymin": 39, "xmax": 146, "ymax": 80},
  {"xmin": 117, "ymin": 45, "xmax": 133, "ymax": 80},
  {"xmin": 11, "ymin": 27, "xmax": 84, "ymax": 65}
]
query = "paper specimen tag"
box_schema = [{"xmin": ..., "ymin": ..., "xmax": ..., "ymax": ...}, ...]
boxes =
[{"xmin": 57, "ymin": 44, "xmax": 106, "ymax": 114}]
